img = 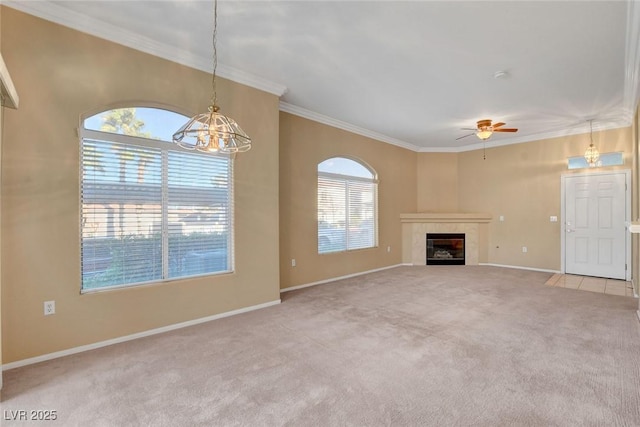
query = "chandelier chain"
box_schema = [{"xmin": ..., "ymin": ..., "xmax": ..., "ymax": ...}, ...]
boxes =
[
  {"xmin": 211, "ymin": 0, "xmax": 218, "ymax": 108},
  {"xmin": 171, "ymin": 0, "xmax": 252, "ymax": 154}
]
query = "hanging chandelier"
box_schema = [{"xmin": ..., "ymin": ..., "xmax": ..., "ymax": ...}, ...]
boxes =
[
  {"xmin": 172, "ymin": 0, "xmax": 251, "ymax": 154},
  {"xmin": 584, "ymin": 119, "xmax": 599, "ymax": 167}
]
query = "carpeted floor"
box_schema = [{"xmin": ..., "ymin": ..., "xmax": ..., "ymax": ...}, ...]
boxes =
[{"xmin": 2, "ymin": 266, "xmax": 640, "ymax": 426}]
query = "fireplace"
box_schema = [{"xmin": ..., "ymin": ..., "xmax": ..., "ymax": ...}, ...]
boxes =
[
  {"xmin": 401, "ymin": 213, "xmax": 490, "ymax": 265},
  {"xmin": 426, "ymin": 233, "xmax": 465, "ymax": 265}
]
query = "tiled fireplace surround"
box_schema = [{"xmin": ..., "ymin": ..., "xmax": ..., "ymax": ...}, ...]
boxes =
[{"xmin": 401, "ymin": 213, "xmax": 492, "ymax": 265}]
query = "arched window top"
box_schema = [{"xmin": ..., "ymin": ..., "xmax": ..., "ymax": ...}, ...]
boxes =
[
  {"xmin": 83, "ymin": 107, "xmax": 190, "ymax": 143},
  {"xmin": 318, "ymin": 157, "xmax": 375, "ymax": 180}
]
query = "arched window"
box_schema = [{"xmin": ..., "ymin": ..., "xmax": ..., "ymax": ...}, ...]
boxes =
[
  {"xmin": 317, "ymin": 157, "xmax": 378, "ymax": 253},
  {"xmin": 80, "ymin": 106, "xmax": 233, "ymax": 292}
]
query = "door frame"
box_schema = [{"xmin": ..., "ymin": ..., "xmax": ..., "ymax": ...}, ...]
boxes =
[{"xmin": 560, "ymin": 169, "xmax": 631, "ymax": 281}]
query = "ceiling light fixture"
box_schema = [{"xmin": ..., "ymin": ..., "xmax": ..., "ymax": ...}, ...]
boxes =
[
  {"xmin": 475, "ymin": 120, "xmax": 494, "ymax": 140},
  {"xmin": 476, "ymin": 129, "xmax": 493, "ymax": 140},
  {"xmin": 172, "ymin": 0, "xmax": 251, "ymax": 154},
  {"xmin": 584, "ymin": 119, "xmax": 599, "ymax": 167}
]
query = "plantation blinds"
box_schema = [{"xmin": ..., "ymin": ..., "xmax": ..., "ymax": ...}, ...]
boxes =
[
  {"xmin": 80, "ymin": 108, "xmax": 232, "ymax": 292},
  {"xmin": 317, "ymin": 158, "xmax": 377, "ymax": 254}
]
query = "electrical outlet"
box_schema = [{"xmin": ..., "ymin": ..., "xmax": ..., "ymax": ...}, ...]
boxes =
[
  {"xmin": 44, "ymin": 300, "xmax": 55, "ymax": 316},
  {"xmin": 522, "ymin": 246, "xmax": 528, "ymax": 253},
  {"xmin": 291, "ymin": 259, "xmax": 296, "ymax": 267},
  {"xmin": 550, "ymin": 216, "xmax": 558, "ymax": 222},
  {"xmin": 499, "ymin": 215, "xmax": 505, "ymax": 222},
  {"xmin": 387, "ymin": 246, "xmax": 391, "ymax": 253}
]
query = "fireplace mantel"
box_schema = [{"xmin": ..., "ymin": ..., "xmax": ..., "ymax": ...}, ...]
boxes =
[
  {"xmin": 400, "ymin": 213, "xmax": 492, "ymax": 223},
  {"xmin": 401, "ymin": 213, "xmax": 492, "ymax": 265}
]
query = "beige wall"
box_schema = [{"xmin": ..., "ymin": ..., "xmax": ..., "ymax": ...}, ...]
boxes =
[
  {"xmin": 279, "ymin": 113, "xmax": 416, "ymax": 289},
  {"xmin": 1, "ymin": 9, "xmax": 280, "ymax": 363},
  {"xmin": 457, "ymin": 128, "xmax": 633, "ymax": 271},
  {"xmin": 417, "ymin": 153, "xmax": 458, "ymax": 212},
  {"xmin": 0, "ymin": 3, "xmax": 4, "ymax": 390},
  {"xmin": 634, "ymin": 107, "xmax": 640, "ymax": 298},
  {"xmin": 0, "ymin": 13, "xmax": 3, "ymax": 391},
  {"xmin": 0, "ymin": 100, "xmax": 3, "ymax": 387}
]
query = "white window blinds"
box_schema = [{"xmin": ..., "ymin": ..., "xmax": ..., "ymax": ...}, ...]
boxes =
[
  {"xmin": 317, "ymin": 158, "xmax": 377, "ymax": 254},
  {"xmin": 347, "ymin": 180, "xmax": 376, "ymax": 250},
  {"xmin": 318, "ymin": 176, "xmax": 348, "ymax": 253},
  {"xmin": 81, "ymin": 139, "xmax": 163, "ymax": 288},
  {"xmin": 167, "ymin": 151, "xmax": 232, "ymax": 279},
  {"xmin": 81, "ymin": 132, "xmax": 232, "ymax": 292}
]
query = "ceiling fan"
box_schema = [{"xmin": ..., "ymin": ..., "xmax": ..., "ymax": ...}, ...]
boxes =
[{"xmin": 456, "ymin": 119, "xmax": 518, "ymax": 141}]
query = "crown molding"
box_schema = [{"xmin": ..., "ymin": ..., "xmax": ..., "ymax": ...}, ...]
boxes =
[
  {"xmin": 0, "ymin": 53, "xmax": 18, "ymax": 109},
  {"xmin": 281, "ymin": 98, "xmax": 631, "ymax": 154},
  {"xmin": 279, "ymin": 102, "xmax": 420, "ymax": 152},
  {"xmin": 2, "ymin": 0, "xmax": 288, "ymax": 97}
]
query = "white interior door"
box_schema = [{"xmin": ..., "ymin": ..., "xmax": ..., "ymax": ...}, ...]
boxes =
[{"xmin": 564, "ymin": 172, "xmax": 628, "ymax": 280}]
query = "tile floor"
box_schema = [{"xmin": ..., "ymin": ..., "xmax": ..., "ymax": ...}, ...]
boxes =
[{"xmin": 545, "ymin": 273, "xmax": 635, "ymax": 297}]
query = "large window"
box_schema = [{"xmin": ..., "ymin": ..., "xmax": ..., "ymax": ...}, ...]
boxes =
[
  {"xmin": 80, "ymin": 107, "xmax": 233, "ymax": 292},
  {"xmin": 317, "ymin": 157, "xmax": 377, "ymax": 253}
]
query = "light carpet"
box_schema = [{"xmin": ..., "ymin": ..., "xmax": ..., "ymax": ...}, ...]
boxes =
[{"xmin": 2, "ymin": 266, "xmax": 640, "ymax": 426}]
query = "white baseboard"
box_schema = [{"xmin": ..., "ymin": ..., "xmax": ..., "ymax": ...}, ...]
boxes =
[
  {"xmin": 479, "ymin": 263, "xmax": 562, "ymax": 274},
  {"xmin": 2, "ymin": 299, "xmax": 281, "ymax": 372},
  {"xmin": 281, "ymin": 264, "xmax": 404, "ymax": 293}
]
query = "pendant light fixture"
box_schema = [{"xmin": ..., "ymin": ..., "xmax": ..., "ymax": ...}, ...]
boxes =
[
  {"xmin": 172, "ymin": 0, "xmax": 251, "ymax": 154},
  {"xmin": 584, "ymin": 119, "xmax": 599, "ymax": 167}
]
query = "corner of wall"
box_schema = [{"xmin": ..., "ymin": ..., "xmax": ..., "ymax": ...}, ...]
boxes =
[{"xmin": 416, "ymin": 152, "xmax": 459, "ymax": 212}]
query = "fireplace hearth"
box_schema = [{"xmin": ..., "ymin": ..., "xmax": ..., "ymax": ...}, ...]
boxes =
[{"xmin": 426, "ymin": 233, "xmax": 465, "ymax": 265}]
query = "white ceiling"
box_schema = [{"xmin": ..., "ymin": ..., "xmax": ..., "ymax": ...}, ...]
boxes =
[{"xmin": 7, "ymin": 1, "xmax": 640, "ymax": 152}]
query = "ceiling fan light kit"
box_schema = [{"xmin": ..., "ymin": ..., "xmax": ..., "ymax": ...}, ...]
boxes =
[
  {"xmin": 457, "ymin": 119, "xmax": 518, "ymax": 141},
  {"xmin": 476, "ymin": 130, "xmax": 493, "ymax": 140}
]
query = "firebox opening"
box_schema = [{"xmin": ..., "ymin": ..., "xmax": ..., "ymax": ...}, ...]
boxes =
[{"xmin": 426, "ymin": 233, "xmax": 465, "ymax": 265}]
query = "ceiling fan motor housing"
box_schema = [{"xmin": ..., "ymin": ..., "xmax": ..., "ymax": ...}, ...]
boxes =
[{"xmin": 477, "ymin": 119, "xmax": 493, "ymax": 129}]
